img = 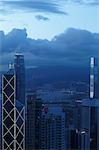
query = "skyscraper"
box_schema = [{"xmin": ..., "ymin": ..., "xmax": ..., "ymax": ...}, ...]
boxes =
[
  {"xmin": 81, "ymin": 57, "xmax": 99, "ymax": 150},
  {"xmin": 63, "ymin": 102, "xmax": 79, "ymax": 150},
  {"xmin": 41, "ymin": 105, "xmax": 66, "ymax": 150},
  {"xmin": 81, "ymin": 99, "xmax": 99, "ymax": 150},
  {"xmin": 14, "ymin": 53, "xmax": 25, "ymax": 105},
  {"xmin": 26, "ymin": 93, "xmax": 42, "ymax": 150},
  {"xmin": 2, "ymin": 69, "xmax": 25, "ymax": 150},
  {"xmin": 90, "ymin": 57, "xmax": 99, "ymax": 99}
]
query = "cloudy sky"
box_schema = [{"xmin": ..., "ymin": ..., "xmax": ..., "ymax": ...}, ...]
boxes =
[
  {"xmin": 0, "ymin": 0, "xmax": 99, "ymax": 70},
  {"xmin": 0, "ymin": 0, "xmax": 99, "ymax": 40}
]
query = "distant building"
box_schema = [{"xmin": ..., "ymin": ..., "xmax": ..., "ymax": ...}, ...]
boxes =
[
  {"xmin": 41, "ymin": 105, "xmax": 66, "ymax": 150},
  {"xmin": 14, "ymin": 53, "xmax": 25, "ymax": 105},
  {"xmin": 37, "ymin": 89, "xmax": 71, "ymax": 103},
  {"xmin": 2, "ymin": 69, "xmax": 25, "ymax": 150},
  {"xmin": 26, "ymin": 93, "xmax": 42, "ymax": 150}
]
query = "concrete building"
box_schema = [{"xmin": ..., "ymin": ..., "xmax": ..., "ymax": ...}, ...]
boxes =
[{"xmin": 26, "ymin": 93, "xmax": 42, "ymax": 150}]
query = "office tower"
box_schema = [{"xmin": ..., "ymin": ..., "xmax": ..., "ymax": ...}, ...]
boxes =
[
  {"xmin": 90, "ymin": 57, "xmax": 99, "ymax": 98},
  {"xmin": 2, "ymin": 69, "xmax": 25, "ymax": 150},
  {"xmin": 41, "ymin": 105, "xmax": 66, "ymax": 150},
  {"xmin": 14, "ymin": 53, "xmax": 25, "ymax": 105},
  {"xmin": 81, "ymin": 57, "xmax": 99, "ymax": 150},
  {"xmin": 26, "ymin": 93, "xmax": 42, "ymax": 150},
  {"xmin": 90, "ymin": 57, "xmax": 95, "ymax": 99}
]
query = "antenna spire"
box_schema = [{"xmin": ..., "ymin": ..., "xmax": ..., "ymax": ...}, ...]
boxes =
[{"xmin": 9, "ymin": 62, "xmax": 14, "ymax": 70}]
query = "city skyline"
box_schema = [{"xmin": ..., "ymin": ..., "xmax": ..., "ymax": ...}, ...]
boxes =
[{"xmin": 1, "ymin": 1, "xmax": 99, "ymax": 149}]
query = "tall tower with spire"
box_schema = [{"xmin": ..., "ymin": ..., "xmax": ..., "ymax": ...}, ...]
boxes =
[
  {"xmin": 81, "ymin": 57, "xmax": 99, "ymax": 150},
  {"xmin": 90, "ymin": 57, "xmax": 95, "ymax": 99},
  {"xmin": 14, "ymin": 53, "xmax": 25, "ymax": 105},
  {"xmin": 90, "ymin": 57, "xmax": 98, "ymax": 99}
]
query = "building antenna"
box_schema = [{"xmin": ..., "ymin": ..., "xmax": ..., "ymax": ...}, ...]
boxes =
[
  {"xmin": 90, "ymin": 57, "xmax": 95, "ymax": 99},
  {"xmin": 9, "ymin": 62, "xmax": 14, "ymax": 70}
]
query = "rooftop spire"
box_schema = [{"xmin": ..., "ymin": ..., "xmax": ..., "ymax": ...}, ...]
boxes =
[{"xmin": 9, "ymin": 62, "xmax": 14, "ymax": 70}]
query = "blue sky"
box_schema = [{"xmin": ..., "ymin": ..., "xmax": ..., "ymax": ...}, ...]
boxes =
[
  {"xmin": 0, "ymin": 0, "xmax": 99, "ymax": 70},
  {"xmin": 0, "ymin": 0, "xmax": 99, "ymax": 40}
]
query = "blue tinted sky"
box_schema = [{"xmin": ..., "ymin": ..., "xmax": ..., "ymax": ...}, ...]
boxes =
[{"xmin": 0, "ymin": 0, "xmax": 99, "ymax": 40}]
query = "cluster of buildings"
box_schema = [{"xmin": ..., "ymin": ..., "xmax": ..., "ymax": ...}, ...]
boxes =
[{"xmin": 0, "ymin": 54, "xmax": 99, "ymax": 150}]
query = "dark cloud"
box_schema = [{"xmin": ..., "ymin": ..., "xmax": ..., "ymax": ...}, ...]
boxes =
[
  {"xmin": 0, "ymin": 28, "xmax": 99, "ymax": 69},
  {"xmin": 1, "ymin": 28, "xmax": 27, "ymax": 52},
  {"xmin": 35, "ymin": 15, "xmax": 49, "ymax": 21},
  {"xmin": 1, "ymin": 0, "xmax": 67, "ymax": 15}
]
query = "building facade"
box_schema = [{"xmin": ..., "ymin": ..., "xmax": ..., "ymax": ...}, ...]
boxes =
[
  {"xmin": 81, "ymin": 99, "xmax": 99, "ymax": 150},
  {"xmin": 2, "ymin": 71, "xmax": 25, "ymax": 150},
  {"xmin": 14, "ymin": 53, "xmax": 25, "ymax": 105},
  {"xmin": 26, "ymin": 93, "xmax": 42, "ymax": 150},
  {"xmin": 41, "ymin": 105, "xmax": 66, "ymax": 150},
  {"xmin": 81, "ymin": 57, "xmax": 99, "ymax": 150}
]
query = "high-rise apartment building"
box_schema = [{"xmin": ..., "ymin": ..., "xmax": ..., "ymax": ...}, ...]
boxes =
[
  {"xmin": 41, "ymin": 105, "xmax": 66, "ymax": 150},
  {"xmin": 26, "ymin": 93, "xmax": 42, "ymax": 150}
]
